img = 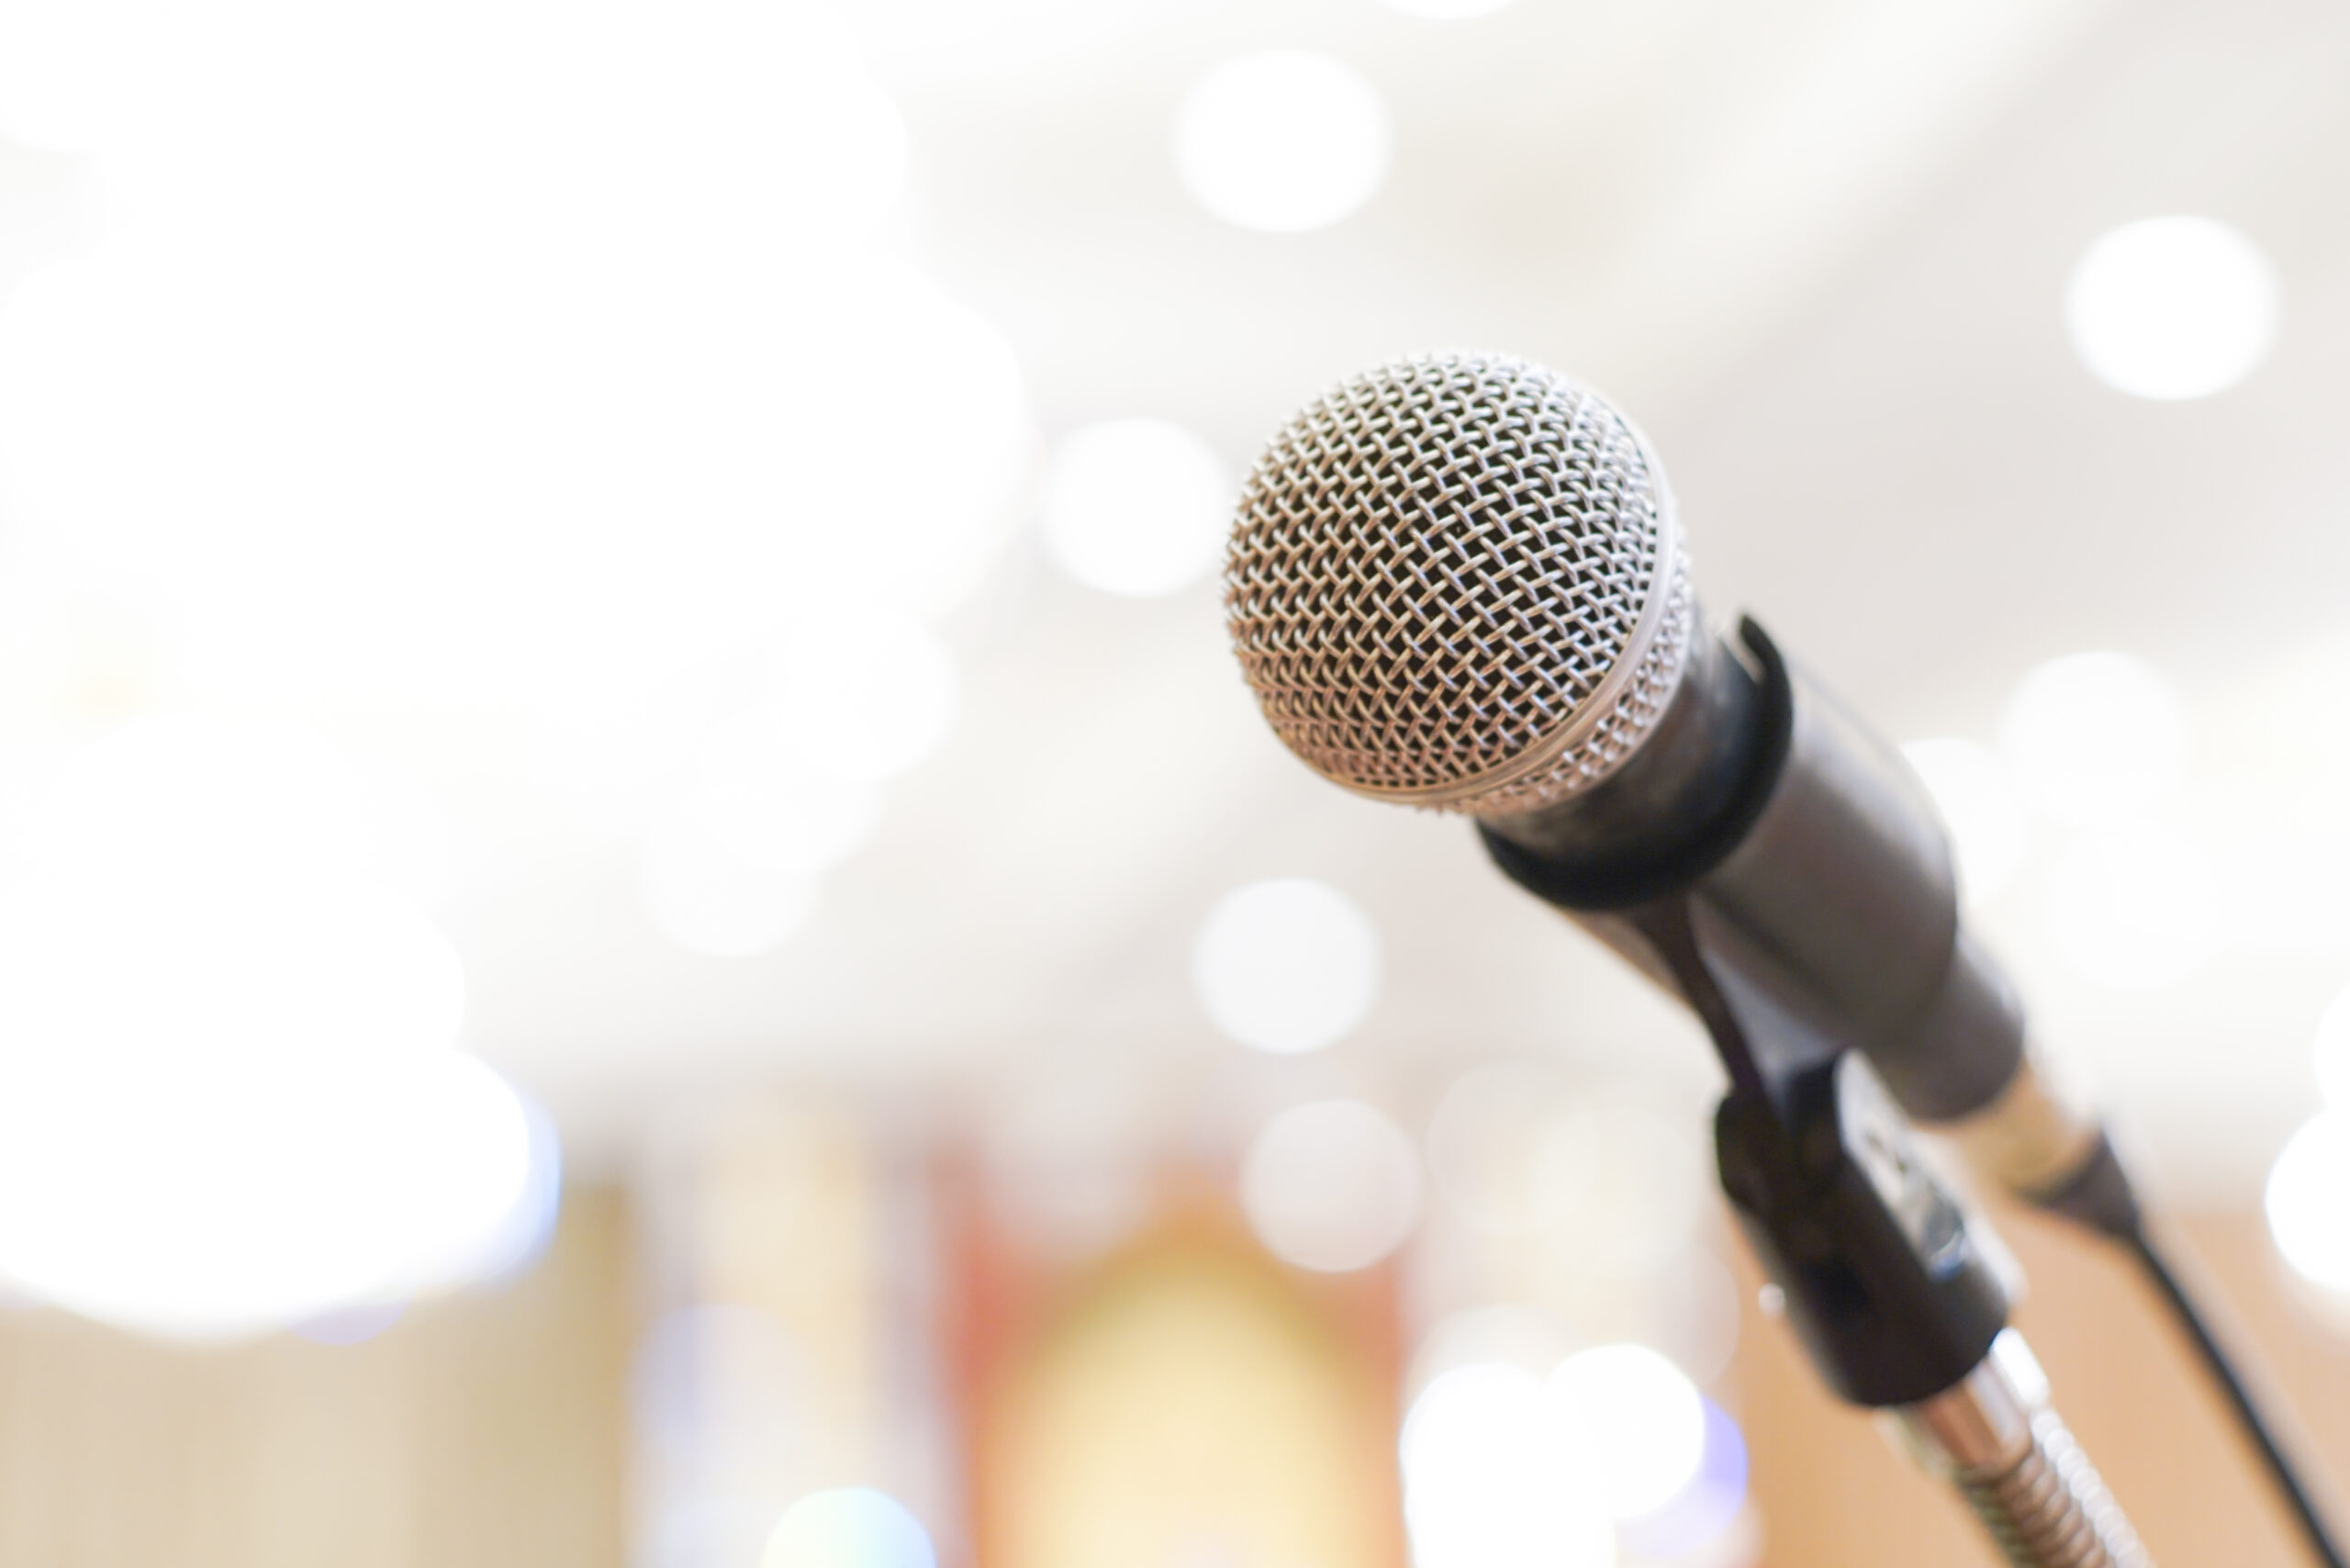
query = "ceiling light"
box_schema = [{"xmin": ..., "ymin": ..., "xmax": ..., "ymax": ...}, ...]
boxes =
[
  {"xmin": 1172, "ymin": 51, "xmax": 1392, "ymax": 234},
  {"xmin": 2065, "ymin": 216, "xmax": 2278, "ymax": 400}
]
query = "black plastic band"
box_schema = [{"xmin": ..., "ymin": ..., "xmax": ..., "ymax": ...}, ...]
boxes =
[{"xmin": 1477, "ymin": 615, "xmax": 1796, "ymax": 911}]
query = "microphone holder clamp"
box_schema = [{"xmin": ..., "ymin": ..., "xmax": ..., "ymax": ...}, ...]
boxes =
[{"xmin": 1632, "ymin": 894, "xmax": 2154, "ymax": 1566}]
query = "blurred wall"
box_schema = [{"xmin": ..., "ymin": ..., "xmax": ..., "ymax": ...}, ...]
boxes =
[{"xmin": 0, "ymin": 1187, "xmax": 631, "ymax": 1568}]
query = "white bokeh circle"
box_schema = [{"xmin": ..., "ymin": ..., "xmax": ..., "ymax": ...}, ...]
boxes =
[
  {"xmin": 1240, "ymin": 1099, "xmax": 1421, "ymax": 1271},
  {"xmin": 2065, "ymin": 216, "xmax": 2278, "ymax": 400},
  {"xmin": 1400, "ymin": 1363, "xmax": 1614, "ymax": 1568},
  {"xmin": 1040, "ymin": 418, "xmax": 1231, "ymax": 596},
  {"xmin": 1549, "ymin": 1344, "xmax": 1707, "ymax": 1519},
  {"xmin": 1172, "ymin": 51, "xmax": 1392, "ymax": 233},
  {"xmin": 1192, "ymin": 878, "xmax": 1380, "ymax": 1053},
  {"xmin": 2268, "ymin": 1111, "xmax": 2350, "ymax": 1294},
  {"xmin": 1998, "ymin": 651, "xmax": 2187, "ymax": 826}
]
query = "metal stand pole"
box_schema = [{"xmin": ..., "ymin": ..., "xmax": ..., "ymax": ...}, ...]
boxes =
[{"xmin": 1897, "ymin": 1332, "xmax": 2151, "ymax": 1568}]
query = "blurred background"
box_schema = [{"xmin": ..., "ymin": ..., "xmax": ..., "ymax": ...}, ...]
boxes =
[{"xmin": 0, "ymin": 0, "xmax": 2345, "ymax": 1562}]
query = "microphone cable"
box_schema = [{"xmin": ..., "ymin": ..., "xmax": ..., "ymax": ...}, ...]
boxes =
[{"xmin": 2123, "ymin": 1224, "xmax": 2348, "ymax": 1568}]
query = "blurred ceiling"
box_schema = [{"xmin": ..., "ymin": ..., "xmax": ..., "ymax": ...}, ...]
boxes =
[{"xmin": 5, "ymin": 0, "xmax": 2348, "ymax": 1204}]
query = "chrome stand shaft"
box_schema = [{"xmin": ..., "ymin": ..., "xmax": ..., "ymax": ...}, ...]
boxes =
[{"xmin": 1897, "ymin": 1332, "xmax": 2152, "ymax": 1568}]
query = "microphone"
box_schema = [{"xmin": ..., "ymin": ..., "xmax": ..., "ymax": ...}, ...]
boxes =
[{"xmin": 1222, "ymin": 351, "xmax": 2132, "ymax": 1233}]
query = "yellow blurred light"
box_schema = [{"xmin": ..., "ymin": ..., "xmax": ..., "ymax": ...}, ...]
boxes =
[{"xmin": 988, "ymin": 1238, "xmax": 1402, "ymax": 1568}]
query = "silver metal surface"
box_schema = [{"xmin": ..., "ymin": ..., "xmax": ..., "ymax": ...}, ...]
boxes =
[
  {"xmin": 1899, "ymin": 1333, "xmax": 2153, "ymax": 1568},
  {"xmin": 1224, "ymin": 353, "xmax": 1693, "ymax": 816}
]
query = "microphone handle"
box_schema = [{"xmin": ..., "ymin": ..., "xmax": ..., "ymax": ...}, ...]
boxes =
[{"xmin": 1481, "ymin": 615, "xmax": 2121, "ymax": 1226}]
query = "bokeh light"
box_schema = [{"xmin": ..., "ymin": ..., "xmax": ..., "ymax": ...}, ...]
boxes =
[
  {"xmin": 1427, "ymin": 1066, "xmax": 1707, "ymax": 1273},
  {"xmin": 1192, "ymin": 878, "xmax": 1381, "ymax": 1053},
  {"xmin": 765, "ymin": 612, "xmax": 963, "ymax": 785},
  {"xmin": 0, "ymin": 716, "xmax": 541, "ymax": 1336},
  {"xmin": 13, "ymin": 713, "xmax": 451, "ymax": 906},
  {"xmin": 2266, "ymin": 1111, "xmax": 2350, "ymax": 1294},
  {"xmin": 1172, "ymin": 51, "xmax": 1393, "ymax": 233},
  {"xmin": 1408, "ymin": 1304, "xmax": 1580, "ymax": 1394},
  {"xmin": 2043, "ymin": 823, "xmax": 2216, "ymax": 991},
  {"xmin": 1549, "ymin": 1344, "xmax": 1707, "ymax": 1519},
  {"xmin": 465, "ymin": 1093, "xmax": 566, "ymax": 1282},
  {"xmin": 0, "ymin": 6, "xmax": 1026, "ymax": 727},
  {"xmin": 2065, "ymin": 216, "xmax": 2278, "ymax": 400},
  {"xmin": 766, "ymin": 1488, "xmax": 937, "ymax": 1568},
  {"xmin": 1900, "ymin": 737, "xmax": 2027, "ymax": 905},
  {"xmin": 675, "ymin": 703, "xmax": 889, "ymax": 873},
  {"xmin": 0, "ymin": 1030, "xmax": 537, "ymax": 1338},
  {"xmin": 1998, "ymin": 651, "xmax": 2187, "ymax": 825},
  {"xmin": 639, "ymin": 814, "xmax": 824, "ymax": 959},
  {"xmin": 1616, "ymin": 1398, "xmax": 1749, "ymax": 1561},
  {"xmin": 1400, "ymin": 1363, "xmax": 1614, "ymax": 1568},
  {"xmin": 1039, "ymin": 418, "xmax": 1232, "ymax": 596},
  {"xmin": 1239, "ymin": 1099, "xmax": 1422, "ymax": 1271}
]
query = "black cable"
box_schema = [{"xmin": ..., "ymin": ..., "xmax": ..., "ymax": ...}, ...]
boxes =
[{"xmin": 2128, "ymin": 1225, "xmax": 2349, "ymax": 1568}]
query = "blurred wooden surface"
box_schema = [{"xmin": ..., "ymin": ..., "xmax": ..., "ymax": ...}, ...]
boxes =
[
  {"xmin": 0, "ymin": 1187, "xmax": 632, "ymax": 1568},
  {"xmin": 1740, "ymin": 1204, "xmax": 2350, "ymax": 1566}
]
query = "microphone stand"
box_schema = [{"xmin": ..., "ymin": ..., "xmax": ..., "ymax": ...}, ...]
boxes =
[{"xmin": 1634, "ymin": 898, "xmax": 2154, "ymax": 1566}]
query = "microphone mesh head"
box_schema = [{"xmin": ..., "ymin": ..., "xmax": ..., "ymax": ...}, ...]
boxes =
[{"xmin": 1224, "ymin": 353, "xmax": 1693, "ymax": 817}]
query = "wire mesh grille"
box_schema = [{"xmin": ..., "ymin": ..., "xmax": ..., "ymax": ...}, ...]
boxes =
[{"xmin": 1224, "ymin": 353, "xmax": 1692, "ymax": 816}]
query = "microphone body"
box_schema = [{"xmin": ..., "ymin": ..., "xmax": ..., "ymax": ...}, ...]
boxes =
[
  {"xmin": 1222, "ymin": 351, "xmax": 2123, "ymax": 1225},
  {"xmin": 1477, "ymin": 616, "xmax": 2109, "ymax": 1210},
  {"xmin": 1225, "ymin": 354, "xmax": 2350, "ymax": 1567}
]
